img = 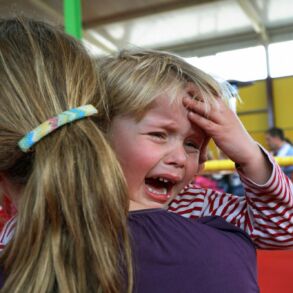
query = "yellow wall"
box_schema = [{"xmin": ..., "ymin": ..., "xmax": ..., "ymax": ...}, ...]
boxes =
[
  {"xmin": 237, "ymin": 81, "xmax": 268, "ymax": 147},
  {"xmin": 238, "ymin": 76, "xmax": 293, "ymax": 148},
  {"xmin": 209, "ymin": 76, "xmax": 293, "ymax": 156},
  {"xmin": 238, "ymin": 82, "xmax": 268, "ymax": 112},
  {"xmin": 273, "ymin": 77, "xmax": 293, "ymax": 131}
]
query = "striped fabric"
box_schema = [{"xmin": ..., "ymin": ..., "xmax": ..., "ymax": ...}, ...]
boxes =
[
  {"xmin": 0, "ymin": 149, "xmax": 292, "ymax": 250},
  {"xmin": 169, "ymin": 152, "xmax": 293, "ymax": 249},
  {"xmin": 0, "ymin": 216, "xmax": 16, "ymax": 251}
]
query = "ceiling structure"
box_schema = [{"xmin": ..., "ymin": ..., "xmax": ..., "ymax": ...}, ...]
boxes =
[
  {"xmin": 1, "ymin": 0, "xmax": 291, "ymax": 127},
  {"xmin": 1, "ymin": 0, "xmax": 293, "ymax": 58}
]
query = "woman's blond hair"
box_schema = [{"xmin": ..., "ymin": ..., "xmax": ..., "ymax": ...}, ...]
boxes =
[
  {"xmin": 97, "ymin": 48, "xmax": 234, "ymax": 122},
  {"xmin": 0, "ymin": 18, "xmax": 132, "ymax": 293}
]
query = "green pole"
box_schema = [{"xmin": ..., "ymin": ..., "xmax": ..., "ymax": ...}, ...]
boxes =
[{"xmin": 64, "ymin": 0, "xmax": 82, "ymax": 39}]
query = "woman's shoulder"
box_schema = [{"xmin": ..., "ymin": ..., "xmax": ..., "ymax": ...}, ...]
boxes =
[{"xmin": 129, "ymin": 208, "xmax": 253, "ymax": 246}]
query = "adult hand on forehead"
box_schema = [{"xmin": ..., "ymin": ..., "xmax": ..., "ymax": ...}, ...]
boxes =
[{"xmin": 182, "ymin": 95, "xmax": 258, "ymax": 166}]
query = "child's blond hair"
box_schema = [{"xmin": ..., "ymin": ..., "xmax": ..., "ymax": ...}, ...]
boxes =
[{"xmin": 98, "ymin": 48, "xmax": 234, "ymax": 122}]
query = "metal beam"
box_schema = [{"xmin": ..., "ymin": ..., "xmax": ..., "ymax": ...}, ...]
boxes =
[
  {"xmin": 84, "ymin": 30, "xmax": 118, "ymax": 53},
  {"xmin": 83, "ymin": 0, "xmax": 220, "ymax": 28},
  {"xmin": 29, "ymin": 0, "xmax": 63, "ymax": 23},
  {"xmin": 158, "ymin": 29, "xmax": 262, "ymax": 57},
  {"xmin": 237, "ymin": 0, "xmax": 269, "ymax": 44},
  {"xmin": 94, "ymin": 27, "xmax": 126, "ymax": 49},
  {"xmin": 264, "ymin": 44, "xmax": 275, "ymax": 127},
  {"xmin": 156, "ymin": 22, "xmax": 293, "ymax": 57},
  {"xmin": 83, "ymin": 32, "xmax": 109, "ymax": 53}
]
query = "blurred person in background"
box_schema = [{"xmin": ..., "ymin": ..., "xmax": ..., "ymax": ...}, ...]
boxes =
[{"xmin": 266, "ymin": 127, "xmax": 293, "ymax": 181}]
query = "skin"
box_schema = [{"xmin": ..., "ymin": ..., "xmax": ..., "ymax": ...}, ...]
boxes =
[
  {"xmin": 183, "ymin": 94, "xmax": 272, "ymax": 185},
  {"xmin": 109, "ymin": 84, "xmax": 273, "ymax": 211},
  {"xmin": 109, "ymin": 88, "xmax": 206, "ymax": 211},
  {"xmin": 3, "ymin": 85, "xmax": 273, "ymax": 212}
]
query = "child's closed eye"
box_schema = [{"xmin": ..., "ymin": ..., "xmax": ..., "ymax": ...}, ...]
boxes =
[
  {"xmin": 185, "ymin": 141, "xmax": 200, "ymax": 153},
  {"xmin": 148, "ymin": 132, "xmax": 167, "ymax": 140}
]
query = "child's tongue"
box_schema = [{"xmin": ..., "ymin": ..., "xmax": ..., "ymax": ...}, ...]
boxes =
[{"xmin": 145, "ymin": 178, "xmax": 170, "ymax": 203}]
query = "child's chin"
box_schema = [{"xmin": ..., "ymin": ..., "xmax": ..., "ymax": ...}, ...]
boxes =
[
  {"xmin": 148, "ymin": 194, "xmax": 169, "ymax": 204},
  {"xmin": 154, "ymin": 195, "xmax": 176, "ymax": 209}
]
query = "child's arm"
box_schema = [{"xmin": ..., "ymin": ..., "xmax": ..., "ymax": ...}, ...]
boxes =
[
  {"xmin": 169, "ymin": 151, "xmax": 293, "ymax": 249},
  {"xmin": 182, "ymin": 95, "xmax": 272, "ymax": 185},
  {"xmin": 171, "ymin": 96, "xmax": 293, "ymax": 249}
]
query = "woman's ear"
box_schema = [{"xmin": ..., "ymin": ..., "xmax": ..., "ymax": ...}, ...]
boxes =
[
  {"xmin": 0, "ymin": 173, "xmax": 8, "ymax": 208},
  {"xmin": 0, "ymin": 173, "xmax": 14, "ymax": 202},
  {"xmin": 0, "ymin": 173, "xmax": 22, "ymax": 209},
  {"xmin": 0, "ymin": 173, "xmax": 5, "ymax": 194}
]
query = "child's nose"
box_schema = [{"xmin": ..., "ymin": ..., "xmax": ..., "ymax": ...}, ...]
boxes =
[{"xmin": 165, "ymin": 145, "xmax": 188, "ymax": 168}]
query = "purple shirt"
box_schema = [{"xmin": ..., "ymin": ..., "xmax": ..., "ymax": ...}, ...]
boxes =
[
  {"xmin": 128, "ymin": 209, "xmax": 259, "ymax": 293},
  {"xmin": 0, "ymin": 209, "xmax": 259, "ymax": 292}
]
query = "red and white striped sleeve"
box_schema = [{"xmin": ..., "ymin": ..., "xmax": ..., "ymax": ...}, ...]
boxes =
[
  {"xmin": 168, "ymin": 151, "xmax": 293, "ymax": 249},
  {"xmin": 0, "ymin": 216, "xmax": 16, "ymax": 251}
]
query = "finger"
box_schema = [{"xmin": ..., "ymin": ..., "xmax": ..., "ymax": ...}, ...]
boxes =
[
  {"xmin": 184, "ymin": 96, "xmax": 231, "ymax": 125},
  {"xmin": 183, "ymin": 96, "xmax": 209, "ymax": 116},
  {"xmin": 183, "ymin": 96, "xmax": 205, "ymax": 109},
  {"xmin": 187, "ymin": 111, "xmax": 219, "ymax": 136}
]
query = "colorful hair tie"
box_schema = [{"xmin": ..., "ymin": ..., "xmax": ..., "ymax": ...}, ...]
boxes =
[{"xmin": 18, "ymin": 104, "xmax": 98, "ymax": 152}]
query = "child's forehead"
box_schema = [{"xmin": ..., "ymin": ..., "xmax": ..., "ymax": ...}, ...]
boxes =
[
  {"xmin": 127, "ymin": 79, "xmax": 207, "ymax": 121},
  {"xmin": 154, "ymin": 82, "xmax": 201, "ymax": 104}
]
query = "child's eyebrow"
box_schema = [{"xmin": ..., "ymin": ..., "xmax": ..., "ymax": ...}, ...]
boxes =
[
  {"xmin": 148, "ymin": 119, "xmax": 204, "ymax": 140},
  {"xmin": 146, "ymin": 119, "xmax": 179, "ymax": 130}
]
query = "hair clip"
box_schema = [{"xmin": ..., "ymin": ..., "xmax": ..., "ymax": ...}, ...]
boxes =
[{"xmin": 18, "ymin": 104, "xmax": 97, "ymax": 152}]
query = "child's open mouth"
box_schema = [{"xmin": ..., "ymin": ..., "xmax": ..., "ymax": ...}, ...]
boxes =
[{"xmin": 144, "ymin": 176, "xmax": 175, "ymax": 203}]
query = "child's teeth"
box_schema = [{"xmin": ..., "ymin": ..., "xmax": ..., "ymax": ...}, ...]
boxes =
[
  {"xmin": 157, "ymin": 188, "xmax": 167, "ymax": 195},
  {"xmin": 158, "ymin": 177, "xmax": 169, "ymax": 183},
  {"xmin": 147, "ymin": 186, "xmax": 167, "ymax": 195}
]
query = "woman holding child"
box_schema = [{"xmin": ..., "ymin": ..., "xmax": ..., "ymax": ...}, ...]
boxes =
[{"xmin": 0, "ymin": 17, "xmax": 292, "ymax": 292}]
